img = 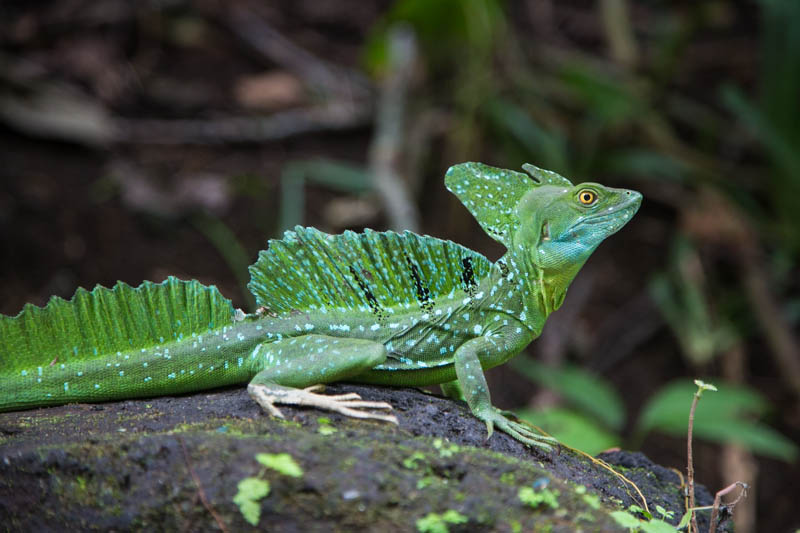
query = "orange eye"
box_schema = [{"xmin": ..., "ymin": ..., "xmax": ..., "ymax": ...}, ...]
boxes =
[{"xmin": 578, "ymin": 189, "xmax": 597, "ymax": 205}]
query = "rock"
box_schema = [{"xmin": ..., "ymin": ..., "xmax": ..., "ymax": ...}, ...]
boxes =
[{"xmin": 0, "ymin": 384, "xmax": 725, "ymax": 532}]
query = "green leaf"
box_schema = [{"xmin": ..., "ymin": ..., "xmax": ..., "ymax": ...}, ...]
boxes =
[
  {"xmin": 636, "ymin": 381, "xmax": 798, "ymax": 461},
  {"xmin": 416, "ymin": 515, "xmax": 446, "ymax": 533},
  {"xmin": 483, "ymin": 98, "xmax": 568, "ymax": 173},
  {"xmin": 441, "ymin": 510, "xmax": 468, "ymax": 524},
  {"xmin": 600, "ymin": 150, "xmax": 687, "ymax": 183},
  {"xmin": 515, "ymin": 408, "xmax": 619, "ymax": 455},
  {"xmin": 558, "ymin": 63, "xmax": 644, "ymax": 124},
  {"xmin": 610, "ymin": 510, "xmax": 642, "ymax": 529},
  {"xmin": 233, "ymin": 477, "xmax": 270, "ymax": 526},
  {"xmin": 694, "ymin": 380, "xmax": 717, "ymax": 393},
  {"xmin": 722, "ymin": 85, "xmax": 800, "ymax": 180},
  {"xmin": 691, "ymin": 419, "xmax": 798, "ymax": 462},
  {"xmin": 318, "ymin": 425, "xmax": 337, "ymax": 436},
  {"xmin": 654, "ymin": 504, "xmax": 674, "ymax": 520},
  {"xmin": 234, "ymin": 477, "xmax": 270, "ymax": 500},
  {"xmin": 518, "ymin": 486, "xmax": 560, "ymax": 510},
  {"xmin": 510, "ymin": 358, "xmax": 626, "ymax": 430},
  {"xmin": 255, "ymin": 453, "xmax": 304, "ymax": 477},
  {"xmin": 637, "ymin": 381, "xmax": 764, "ymax": 435},
  {"xmin": 278, "ymin": 159, "xmax": 370, "ymax": 232},
  {"xmin": 403, "ymin": 451, "xmax": 428, "ymax": 469},
  {"xmin": 677, "ymin": 510, "xmax": 692, "ymax": 529},
  {"xmin": 581, "ymin": 492, "xmax": 602, "ymax": 510},
  {"xmin": 236, "ymin": 500, "xmax": 261, "ymax": 527},
  {"xmin": 648, "ymin": 238, "xmax": 739, "ymax": 366},
  {"xmin": 640, "ymin": 518, "xmax": 679, "ymax": 533},
  {"xmin": 362, "ymin": 0, "xmax": 503, "ymax": 75}
]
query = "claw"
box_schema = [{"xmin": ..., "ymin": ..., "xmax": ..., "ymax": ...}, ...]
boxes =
[
  {"xmin": 484, "ymin": 419, "xmax": 494, "ymax": 440},
  {"xmin": 248, "ymin": 383, "xmax": 398, "ymax": 424},
  {"xmin": 477, "ymin": 406, "xmax": 557, "ymax": 451}
]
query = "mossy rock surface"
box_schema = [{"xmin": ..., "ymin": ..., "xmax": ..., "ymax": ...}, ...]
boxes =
[{"xmin": 0, "ymin": 384, "xmax": 723, "ymax": 532}]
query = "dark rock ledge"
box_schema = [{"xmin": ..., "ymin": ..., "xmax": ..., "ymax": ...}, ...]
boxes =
[{"xmin": 0, "ymin": 384, "xmax": 724, "ymax": 532}]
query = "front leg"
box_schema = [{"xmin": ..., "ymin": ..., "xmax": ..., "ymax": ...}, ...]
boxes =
[
  {"xmin": 454, "ymin": 336, "xmax": 557, "ymax": 451},
  {"xmin": 247, "ymin": 335, "xmax": 397, "ymax": 424}
]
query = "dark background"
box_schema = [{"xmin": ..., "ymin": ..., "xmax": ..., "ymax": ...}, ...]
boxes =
[{"xmin": 1, "ymin": 1, "xmax": 798, "ymax": 531}]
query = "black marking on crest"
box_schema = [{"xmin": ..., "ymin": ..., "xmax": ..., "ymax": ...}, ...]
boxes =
[
  {"xmin": 461, "ymin": 257, "xmax": 478, "ymax": 296},
  {"xmin": 497, "ymin": 260, "xmax": 510, "ymax": 278},
  {"xmin": 405, "ymin": 254, "xmax": 434, "ymax": 311},
  {"xmin": 349, "ymin": 265, "xmax": 383, "ymax": 317}
]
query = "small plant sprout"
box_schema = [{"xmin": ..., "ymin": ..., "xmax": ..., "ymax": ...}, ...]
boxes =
[
  {"xmin": 687, "ymin": 380, "xmax": 716, "ymax": 532},
  {"xmin": 518, "ymin": 484, "xmax": 560, "ymax": 510},
  {"xmin": 233, "ymin": 477, "xmax": 270, "ymax": 526},
  {"xmin": 255, "ymin": 452, "xmax": 304, "ymax": 477},
  {"xmin": 655, "ymin": 504, "xmax": 674, "ymax": 521},
  {"xmin": 233, "ymin": 453, "xmax": 304, "ymax": 526},
  {"xmin": 416, "ymin": 510, "xmax": 468, "ymax": 533},
  {"xmin": 685, "ymin": 380, "xmax": 748, "ymax": 533}
]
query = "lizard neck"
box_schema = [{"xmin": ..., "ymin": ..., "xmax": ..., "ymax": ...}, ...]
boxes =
[{"xmin": 496, "ymin": 248, "xmax": 585, "ymax": 335}]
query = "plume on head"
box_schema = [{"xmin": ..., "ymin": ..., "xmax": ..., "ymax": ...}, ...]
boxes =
[{"xmin": 446, "ymin": 162, "xmax": 642, "ymax": 270}]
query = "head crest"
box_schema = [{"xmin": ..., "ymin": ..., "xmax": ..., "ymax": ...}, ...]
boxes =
[{"xmin": 445, "ymin": 162, "xmax": 573, "ymax": 247}]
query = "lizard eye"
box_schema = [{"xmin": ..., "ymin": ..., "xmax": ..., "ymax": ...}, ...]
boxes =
[{"xmin": 577, "ymin": 189, "xmax": 598, "ymax": 206}]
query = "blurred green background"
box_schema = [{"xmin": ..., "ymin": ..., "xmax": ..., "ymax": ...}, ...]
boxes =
[{"xmin": 1, "ymin": 1, "xmax": 798, "ymax": 531}]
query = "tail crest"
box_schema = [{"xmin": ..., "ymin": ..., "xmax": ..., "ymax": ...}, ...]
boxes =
[{"xmin": 0, "ymin": 277, "xmax": 234, "ymax": 373}]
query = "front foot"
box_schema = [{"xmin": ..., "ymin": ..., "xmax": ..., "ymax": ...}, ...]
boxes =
[
  {"xmin": 248, "ymin": 383, "xmax": 399, "ymax": 424},
  {"xmin": 477, "ymin": 406, "xmax": 558, "ymax": 451}
]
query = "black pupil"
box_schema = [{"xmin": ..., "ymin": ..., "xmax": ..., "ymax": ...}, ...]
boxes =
[{"xmin": 583, "ymin": 193, "xmax": 592, "ymax": 202}]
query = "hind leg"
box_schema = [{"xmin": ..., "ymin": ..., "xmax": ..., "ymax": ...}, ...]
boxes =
[{"xmin": 247, "ymin": 335, "xmax": 397, "ymax": 423}]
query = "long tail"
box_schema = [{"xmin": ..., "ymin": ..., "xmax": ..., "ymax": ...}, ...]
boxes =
[{"xmin": 0, "ymin": 277, "xmax": 235, "ymax": 412}]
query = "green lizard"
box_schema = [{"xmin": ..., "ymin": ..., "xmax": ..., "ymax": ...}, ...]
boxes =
[{"xmin": 0, "ymin": 162, "xmax": 640, "ymax": 450}]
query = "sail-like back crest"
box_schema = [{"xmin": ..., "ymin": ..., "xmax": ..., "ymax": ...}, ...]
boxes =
[
  {"xmin": 445, "ymin": 162, "xmax": 573, "ymax": 248},
  {"xmin": 248, "ymin": 227, "xmax": 491, "ymax": 315}
]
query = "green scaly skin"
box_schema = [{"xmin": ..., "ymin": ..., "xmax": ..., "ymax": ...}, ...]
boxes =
[{"xmin": 0, "ymin": 162, "xmax": 641, "ymax": 450}]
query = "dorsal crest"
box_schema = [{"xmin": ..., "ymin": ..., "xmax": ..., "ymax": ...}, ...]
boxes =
[
  {"xmin": 248, "ymin": 227, "xmax": 491, "ymax": 316},
  {"xmin": 445, "ymin": 162, "xmax": 573, "ymax": 248}
]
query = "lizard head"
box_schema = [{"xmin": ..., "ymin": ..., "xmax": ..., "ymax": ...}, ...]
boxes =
[
  {"xmin": 514, "ymin": 176, "xmax": 642, "ymax": 270},
  {"xmin": 445, "ymin": 162, "xmax": 641, "ymax": 270}
]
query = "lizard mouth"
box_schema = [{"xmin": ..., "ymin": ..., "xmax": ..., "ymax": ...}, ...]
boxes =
[{"xmin": 574, "ymin": 190, "xmax": 642, "ymax": 232}]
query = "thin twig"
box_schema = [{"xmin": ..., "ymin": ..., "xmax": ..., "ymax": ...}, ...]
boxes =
[
  {"xmin": 599, "ymin": 0, "xmax": 639, "ymax": 67},
  {"xmin": 687, "ymin": 390, "xmax": 700, "ymax": 533},
  {"xmin": 709, "ymin": 481, "xmax": 749, "ymax": 533},
  {"xmin": 740, "ymin": 252, "xmax": 800, "ymax": 397},
  {"xmin": 368, "ymin": 25, "xmax": 420, "ymax": 232},
  {"xmin": 116, "ymin": 103, "xmax": 371, "ymax": 145},
  {"xmin": 226, "ymin": 5, "xmax": 370, "ymax": 101},
  {"xmin": 178, "ymin": 437, "xmax": 229, "ymax": 533},
  {"xmin": 720, "ymin": 343, "xmax": 757, "ymax": 533}
]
